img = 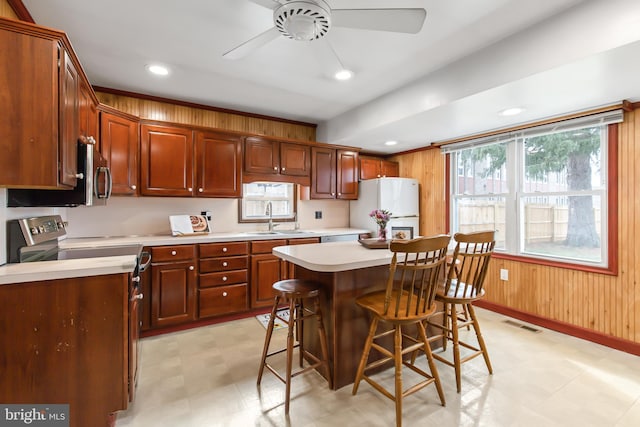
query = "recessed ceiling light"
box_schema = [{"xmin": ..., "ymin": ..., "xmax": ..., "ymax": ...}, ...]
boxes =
[
  {"xmin": 499, "ymin": 107, "xmax": 524, "ymax": 116},
  {"xmin": 384, "ymin": 140, "xmax": 398, "ymax": 146},
  {"xmin": 334, "ymin": 69, "xmax": 353, "ymax": 81},
  {"xmin": 146, "ymin": 64, "xmax": 169, "ymax": 76}
]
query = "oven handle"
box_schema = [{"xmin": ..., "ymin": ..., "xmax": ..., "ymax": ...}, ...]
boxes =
[{"xmin": 138, "ymin": 251, "xmax": 152, "ymax": 272}]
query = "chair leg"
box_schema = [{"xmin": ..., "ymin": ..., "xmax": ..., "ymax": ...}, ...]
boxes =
[
  {"xmin": 467, "ymin": 304, "xmax": 493, "ymax": 374},
  {"xmin": 394, "ymin": 325, "xmax": 403, "ymax": 427},
  {"xmin": 450, "ymin": 303, "xmax": 462, "ymax": 393},
  {"xmin": 417, "ymin": 322, "xmax": 445, "ymax": 406},
  {"xmin": 257, "ymin": 295, "xmax": 280, "ymax": 385},
  {"xmin": 315, "ymin": 297, "xmax": 332, "ymax": 389},
  {"xmin": 352, "ymin": 317, "xmax": 379, "ymax": 395},
  {"xmin": 284, "ymin": 296, "xmax": 297, "ymax": 414},
  {"xmin": 298, "ymin": 299, "xmax": 304, "ymax": 368},
  {"xmin": 441, "ymin": 302, "xmax": 450, "ymax": 351}
]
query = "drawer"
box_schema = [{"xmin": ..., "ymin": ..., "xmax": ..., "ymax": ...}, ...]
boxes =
[
  {"xmin": 151, "ymin": 244, "xmax": 196, "ymax": 262},
  {"xmin": 251, "ymin": 239, "xmax": 287, "ymax": 254},
  {"xmin": 200, "ymin": 270, "xmax": 248, "ymax": 288},
  {"xmin": 287, "ymin": 237, "xmax": 320, "ymax": 245},
  {"xmin": 199, "ymin": 284, "xmax": 248, "ymax": 318},
  {"xmin": 199, "ymin": 255, "xmax": 248, "ymax": 273},
  {"xmin": 199, "ymin": 241, "xmax": 248, "ymax": 258}
]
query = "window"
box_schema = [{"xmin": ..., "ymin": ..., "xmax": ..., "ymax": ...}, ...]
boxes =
[
  {"xmin": 444, "ymin": 110, "xmax": 622, "ymax": 271},
  {"xmin": 239, "ymin": 182, "xmax": 296, "ymax": 222}
]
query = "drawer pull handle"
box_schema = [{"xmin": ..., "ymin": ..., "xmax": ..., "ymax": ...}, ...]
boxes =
[
  {"xmin": 171, "ymin": 250, "xmax": 177, "ymax": 256},
  {"xmin": 222, "ymin": 247, "xmax": 228, "ymax": 252},
  {"xmin": 222, "ymin": 292, "xmax": 228, "ymax": 297},
  {"xmin": 189, "ymin": 266, "xmax": 195, "ymax": 271},
  {"xmin": 222, "ymin": 262, "xmax": 228, "ymax": 267},
  {"xmin": 222, "ymin": 276, "xmax": 227, "ymax": 281}
]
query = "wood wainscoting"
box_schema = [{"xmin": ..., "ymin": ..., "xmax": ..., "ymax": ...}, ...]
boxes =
[
  {"xmin": 94, "ymin": 90, "xmax": 316, "ymax": 142},
  {"xmin": 391, "ymin": 108, "xmax": 640, "ymax": 352}
]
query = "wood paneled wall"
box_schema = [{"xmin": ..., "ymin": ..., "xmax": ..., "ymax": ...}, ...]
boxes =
[
  {"xmin": 0, "ymin": 0, "xmax": 18, "ymax": 19},
  {"xmin": 95, "ymin": 92, "xmax": 316, "ymax": 142},
  {"xmin": 392, "ymin": 110, "xmax": 640, "ymax": 347},
  {"xmin": 389, "ymin": 148, "xmax": 447, "ymax": 237}
]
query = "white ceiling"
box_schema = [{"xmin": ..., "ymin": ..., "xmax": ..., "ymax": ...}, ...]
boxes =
[{"xmin": 21, "ymin": 0, "xmax": 640, "ymax": 154}]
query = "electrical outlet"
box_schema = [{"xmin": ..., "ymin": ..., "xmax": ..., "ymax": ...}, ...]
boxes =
[
  {"xmin": 500, "ymin": 269, "xmax": 509, "ymax": 281},
  {"xmin": 315, "ymin": 211, "xmax": 322, "ymax": 219}
]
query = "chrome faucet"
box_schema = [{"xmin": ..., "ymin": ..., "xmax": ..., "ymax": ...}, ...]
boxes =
[{"xmin": 265, "ymin": 201, "xmax": 279, "ymax": 231}]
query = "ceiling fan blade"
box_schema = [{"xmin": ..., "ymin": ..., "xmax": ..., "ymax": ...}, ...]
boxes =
[
  {"xmin": 331, "ymin": 8, "xmax": 427, "ymax": 34},
  {"xmin": 223, "ymin": 27, "xmax": 281, "ymax": 60},
  {"xmin": 247, "ymin": 0, "xmax": 282, "ymax": 10}
]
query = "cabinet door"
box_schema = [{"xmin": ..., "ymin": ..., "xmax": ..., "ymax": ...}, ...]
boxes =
[
  {"xmin": 360, "ymin": 157, "xmax": 381, "ymax": 180},
  {"xmin": 101, "ymin": 110, "xmax": 139, "ymax": 195},
  {"xmin": 0, "ymin": 29, "xmax": 59, "ymax": 187},
  {"xmin": 381, "ymin": 160, "xmax": 399, "ymax": 177},
  {"xmin": 244, "ymin": 136, "xmax": 278, "ymax": 175},
  {"xmin": 310, "ymin": 146, "xmax": 336, "ymax": 199},
  {"xmin": 251, "ymin": 253, "xmax": 285, "ymax": 308},
  {"xmin": 280, "ymin": 142, "xmax": 310, "ymax": 177},
  {"xmin": 140, "ymin": 124, "xmax": 194, "ymax": 196},
  {"xmin": 337, "ymin": 149, "xmax": 359, "ymax": 200},
  {"xmin": 79, "ymin": 81, "xmax": 98, "ymax": 147},
  {"xmin": 59, "ymin": 47, "xmax": 80, "ymax": 188},
  {"xmin": 151, "ymin": 261, "xmax": 197, "ymax": 327},
  {"xmin": 195, "ymin": 130, "xmax": 242, "ymax": 197}
]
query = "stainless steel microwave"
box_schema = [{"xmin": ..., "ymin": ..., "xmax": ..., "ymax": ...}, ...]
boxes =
[{"xmin": 7, "ymin": 141, "xmax": 112, "ymax": 207}]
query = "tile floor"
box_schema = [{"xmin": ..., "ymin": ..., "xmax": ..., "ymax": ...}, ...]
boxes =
[{"xmin": 116, "ymin": 308, "xmax": 640, "ymax": 427}]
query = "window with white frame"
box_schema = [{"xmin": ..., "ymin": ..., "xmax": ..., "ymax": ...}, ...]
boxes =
[
  {"xmin": 443, "ymin": 110, "xmax": 622, "ymax": 269},
  {"xmin": 239, "ymin": 182, "xmax": 296, "ymax": 222}
]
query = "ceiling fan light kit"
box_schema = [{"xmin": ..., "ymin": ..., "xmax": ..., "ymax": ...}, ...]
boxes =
[{"xmin": 274, "ymin": 0, "xmax": 331, "ymax": 41}]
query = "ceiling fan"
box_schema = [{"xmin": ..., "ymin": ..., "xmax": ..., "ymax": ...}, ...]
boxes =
[{"xmin": 223, "ymin": 0, "xmax": 427, "ymax": 60}]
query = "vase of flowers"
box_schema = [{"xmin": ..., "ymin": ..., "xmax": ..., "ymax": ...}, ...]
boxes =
[{"xmin": 369, "ymin": 209, "xmax": 392, "ymax": 241}]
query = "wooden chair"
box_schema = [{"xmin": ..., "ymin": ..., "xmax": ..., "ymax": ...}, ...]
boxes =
[
  {"xmin": 352, "ymin": 235, "xmax": 450, "ymax": 427},
  {"xmin": 426, "ymin": 230, "xmax": 496, "ymax": 393},
  {"xmin": 257, "ymin": 279, "xmax": 332, "ymax": 414}
]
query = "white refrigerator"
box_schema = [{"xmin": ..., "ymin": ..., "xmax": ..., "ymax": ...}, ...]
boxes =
[{"xmin": 350, "ymin": 177, "xmax": 420, "ymax": 239}]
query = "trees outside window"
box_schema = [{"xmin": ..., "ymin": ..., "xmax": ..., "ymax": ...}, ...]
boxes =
[{"xmin": 446, "ymin": 110, "xmax": 621, "ymax": 270}]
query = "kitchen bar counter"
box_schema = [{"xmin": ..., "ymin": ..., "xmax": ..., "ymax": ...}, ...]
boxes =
[{"xmin": 273, "ymin": 240, "xmax": 403, "ymax": 390}]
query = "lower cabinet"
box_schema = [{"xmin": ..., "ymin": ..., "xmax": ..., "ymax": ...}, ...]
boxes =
[
  {"xmin": 150, "ymin": 245, "xmax": 197, "ymax": 328},
  {"xmin": 0, "ymin": 273, "xmax": 131, "ymax": 427},
  {"xmin": 145, "ymin": 237, "xmax": 322, "ymax": 330},
  {"xmin": 198, "ymin": 241, "xmax": 249, "ymax": 318},
  {"xmin": 250, "ymin": 239, "xmax": 287, "ymax": 308}
]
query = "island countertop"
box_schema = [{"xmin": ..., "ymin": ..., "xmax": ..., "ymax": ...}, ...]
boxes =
[{"xmin": 273, "ymin": 240, "xmax": 393, "ymax": 272}]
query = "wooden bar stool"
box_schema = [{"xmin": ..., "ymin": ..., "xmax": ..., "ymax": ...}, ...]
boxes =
[{"xmin": 257, "ymin": 279, "xmax": 332, "ymax": 414}]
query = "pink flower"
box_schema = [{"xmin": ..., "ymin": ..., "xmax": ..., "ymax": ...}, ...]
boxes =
[{"xmin": 369, "ymin": 209, "xmax": 392, "ymax": 227}]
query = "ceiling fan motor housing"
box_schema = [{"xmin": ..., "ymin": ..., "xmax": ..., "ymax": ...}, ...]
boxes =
[{"xmin": 274, "ymin": 0, "xmax": 332, "ymax": 41}]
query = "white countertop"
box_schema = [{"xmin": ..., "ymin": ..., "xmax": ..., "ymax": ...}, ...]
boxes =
[
  {"xmin": 0, "ymin": 255, "xmax": 138, "ymax": 285},
  {"xmin": 0, "ymin": 228, "xmax": 369, "ymax": 285},
  {"xmin": 59, "ymin": 228, "xmax": 367, "ymax": 249},
  {"xmin": 273, "ymin": 240, "xmax": 393, "ymax": 272}
]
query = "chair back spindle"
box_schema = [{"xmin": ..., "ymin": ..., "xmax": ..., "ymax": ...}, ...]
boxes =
[{"xmin": 383, "ymin": 235, "xmax": 451, "ymax": 319}]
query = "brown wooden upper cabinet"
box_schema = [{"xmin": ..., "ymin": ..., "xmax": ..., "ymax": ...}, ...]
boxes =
[
  {"xmin": 140, "ymin": 123, "xmax": 243, "ymax": 198},
  {"xmin": 309, "ymin": 147, "xmax": 359, "ymax": 199},
  {"xmin": 0, "ymin": 18, "xmax": 92, "ymax": 189},
  {"xmin": 359, "ymin": 156, "xmax": 399, "ymax": 180},
  {"xmin": 140, "ymin": 123, "xmax": 194, "ymax": 197},
  {"xmin": 195, "ymin": 130, "xmax": 242, "ymax": 198},
  {"xmin": 100, "ymin": 106, "xmax": 139, "ymax": 195},
  {"xmin": 243, "ymin": 136, "xmax": 311, "ymax": 185}
]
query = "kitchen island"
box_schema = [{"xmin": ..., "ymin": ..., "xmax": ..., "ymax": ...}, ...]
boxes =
[{"xmin": 273, "ymin": 240, "xmax": 406, "ymax": 390}]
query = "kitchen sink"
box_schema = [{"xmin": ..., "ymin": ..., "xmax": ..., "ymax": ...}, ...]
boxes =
[{"xmin": 244, "ymin": 230, "xmax": 314, "ymax": 235}]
